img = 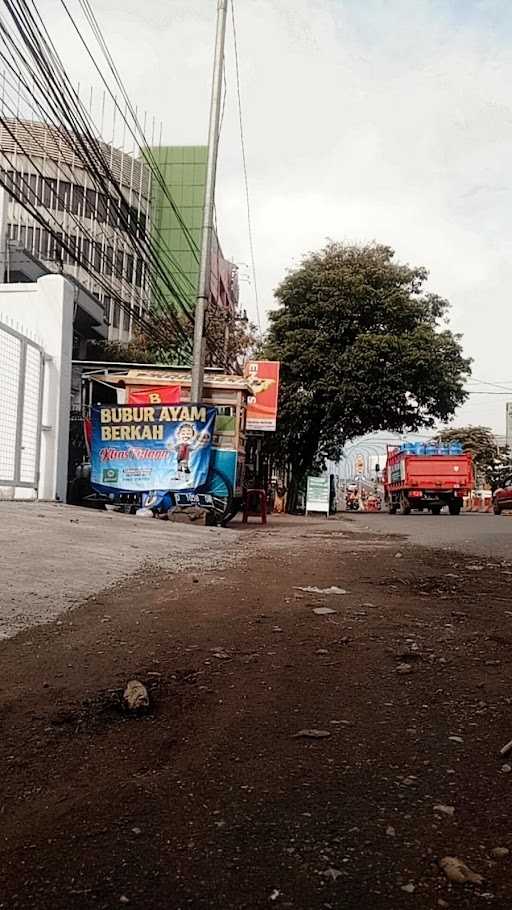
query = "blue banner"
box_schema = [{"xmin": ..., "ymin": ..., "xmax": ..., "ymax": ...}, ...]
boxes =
[{"xmin": 90, "ymin": 403, "xmax": 217, "ymax": 497}]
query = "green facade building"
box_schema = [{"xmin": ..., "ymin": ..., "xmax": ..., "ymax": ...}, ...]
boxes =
[
  {"xmin": 149, "ymin": 145, "xmax": 206, "ymax": 309},
  {"xmin": 148, "ymin": 146, "xmax": 237, "ymax": 359}
]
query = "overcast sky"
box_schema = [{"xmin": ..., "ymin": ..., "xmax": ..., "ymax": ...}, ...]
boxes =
[{"xmin": 39, "ymin": 0, "xmax": 512, "ymax": 432}]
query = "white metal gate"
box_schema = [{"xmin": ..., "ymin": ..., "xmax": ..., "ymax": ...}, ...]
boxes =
[{"xmin": 0, "ymin": 319, "xmax": 44, "ymax": 498}]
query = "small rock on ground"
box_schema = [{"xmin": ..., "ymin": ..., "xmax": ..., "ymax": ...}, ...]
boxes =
[
  {"xmin": 434, "ymin": 804, "xmax": 455, "ymax": 816},
  {"xmin": 396, "ymin": 663, "xmax": 413, "ymax": 675},
  {"xmin": 439, "ymin": 856, "xmax": 484, "ymax": 884}
]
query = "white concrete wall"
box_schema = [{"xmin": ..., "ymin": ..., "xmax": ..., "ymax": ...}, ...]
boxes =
[{"xmin": 0, "ymin": 275, "xmax": 74, "ymax": 500}]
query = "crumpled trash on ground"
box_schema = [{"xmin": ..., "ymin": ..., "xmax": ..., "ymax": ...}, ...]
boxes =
[
  {"xmin": 292, "ymin": 729, "xmax": 331, "ymax": 739},
  {"xmin": 294, "ymin": 586, "xmax": 348, "ymax": 595}
]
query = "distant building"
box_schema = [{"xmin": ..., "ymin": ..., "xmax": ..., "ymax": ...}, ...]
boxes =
[
  {"xmin": 0, "ymin": 118, "xmax": 151, "ymax": 344},
  {"xmin": 0, "ymin": 124, "xmax": 237, "ymax": 357}
]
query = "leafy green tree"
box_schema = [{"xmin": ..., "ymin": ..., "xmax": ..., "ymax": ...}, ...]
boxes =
[
  {"xmin": 205, "ymin": 310, "xmax": 259, "ymax": 373},
  {"xmin": 489, "ymin": 450, "xmax": 512, "ymax": 490},
  {"xmin": 262, "ymin": 242, "xmax": 471, "ymax": 505},
  {"xmin": 435, "ymin": 425, "xmax": 507, "ymax": 487},
  {"xmin": 86, "ymin": 314, "xmax": 258, "ymax": 372},
  {"xmin": 86, "ymin": 332, "xmax": 179, "ymax": 365}
]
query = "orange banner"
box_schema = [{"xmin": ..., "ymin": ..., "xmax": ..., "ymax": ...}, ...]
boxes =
[
  {"xmin": 127, "ymin": 385, "xmax": 181, "ymax": 405},
  {"xmin": 244, "ymin": 361, "xmax": 280, "ymax": 431}
]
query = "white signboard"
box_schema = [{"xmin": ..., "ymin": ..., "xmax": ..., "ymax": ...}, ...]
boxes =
[
  {"xmin": 507, "ymin": 402, "xmax": 512, "ymax": 448},
  {"xmin": 306, "ymin": 475, "xmax": 330, "ymax": 517}
]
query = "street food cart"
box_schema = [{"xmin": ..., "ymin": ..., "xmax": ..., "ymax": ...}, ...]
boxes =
[{"xmin": 71, "ymin": 366, "xmax": 252, "ymax": 524}]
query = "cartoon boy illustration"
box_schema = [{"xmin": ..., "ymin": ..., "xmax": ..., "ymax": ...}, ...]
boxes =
[
  {"xmin": 168, "ymin": 422, "xmax": 210, "ymax": 484},
  {"xmin": 175, "ymin": 423, "xmax": 196, "ymax": 477}
]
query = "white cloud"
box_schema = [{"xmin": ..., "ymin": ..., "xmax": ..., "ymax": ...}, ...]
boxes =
[{"xmin": 35, "ymin": 0, "xmax": 512, "ymax": 431}]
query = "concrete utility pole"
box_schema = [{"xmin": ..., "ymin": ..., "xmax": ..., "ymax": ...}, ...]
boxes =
[{"xmin": 190, "ymin": 0, "xmax": 228, "ymax": 401}]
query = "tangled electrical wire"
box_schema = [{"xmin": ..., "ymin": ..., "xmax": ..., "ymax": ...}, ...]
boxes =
[{"xmin": 0, "ymin": 0, "xmax": 212, "ymax": 356}]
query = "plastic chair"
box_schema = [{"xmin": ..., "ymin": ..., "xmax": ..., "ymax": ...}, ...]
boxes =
[{"xmin": 242, "ymin": 488, "xmax": 267, "ymax": 525}]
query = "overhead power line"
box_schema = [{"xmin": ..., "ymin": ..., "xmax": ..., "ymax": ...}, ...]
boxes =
[
  {"xmin": 467, "ymin": 377, "xmax": 512, "ymax": 393},
  {"xmin": 56, "ymin": 0, "xmax": 200, "ymax": 262},
  {"xmin": 0, "ymin": 80, "xmax": 193, "ymax": 345},
  {"xmin": 0, "ymin": 0, "xmax": 201, "ymax": 351}
]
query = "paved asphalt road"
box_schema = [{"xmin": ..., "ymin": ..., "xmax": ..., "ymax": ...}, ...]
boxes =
[{"xmin": 347, "ymin": 511, "xmax": 512, "ymax": 561}]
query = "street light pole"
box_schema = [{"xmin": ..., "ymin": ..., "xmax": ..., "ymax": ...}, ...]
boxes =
[{"xmin": 190, "ymin": 0, "xmax": 228, "ymax": 401}]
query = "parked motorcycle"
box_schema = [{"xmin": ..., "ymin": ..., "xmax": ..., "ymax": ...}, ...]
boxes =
[{"xmin": 346, "ymin": 494, "xmax": 360, "ymax": 511}]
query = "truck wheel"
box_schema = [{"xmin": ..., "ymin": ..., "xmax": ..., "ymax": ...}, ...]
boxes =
[
  {"xmin": 400, "ymin": 497, "xmax": 411, "ymax": 515},
  {"xmin": 431, "ymin": 505, "xmax": 442, "ymax": 516},
  {"xmin": 388, "ymin": 501, "xmax": 398, "ymax": 515},
  {"xmin": 448, "ymin": 501, "xmax": 462, "ymax": 516},
  {"xmin": 493, "ymin": 502, "xmax": 502, "ymax": 515}
]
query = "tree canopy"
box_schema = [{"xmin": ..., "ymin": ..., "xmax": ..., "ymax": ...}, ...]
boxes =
[
  {"xmin": 87, "ymin": 316, "xmax": 258, "ymax": 374},
  {"xmin": 263, "ymin": 242, "xmax": 472, "ymax": 489},
  {"xmin": 436, "ymin": 425, "xmax": 510, "ymax": 488}
]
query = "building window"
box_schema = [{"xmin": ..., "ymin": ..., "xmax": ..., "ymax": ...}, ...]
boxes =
[
  {"xmin": 105, "ymin": 245, "xmax": 113, "ymax": 275},
  {"xmin": 43, "ymin": 178, "xmax": 56, "ymax": 209},
  {"xmin": 128, "ymin": 205, "xmax": 138, "ymax": 233},
  {"xmin": 82, "ymin": 237, "xmax": 90, "ymax": 267},
  {"xmin": 41, "ymin": 229, "xmax": 49, "ymax": 257},
  {"xmin": 57, "ymin": 181, "xmax": 70, "ymax": 212},
  {"xmin": 135, "ymin": 257, "xmax": 143, "ymax": 288},
  {"xmin": 71, "ymin": 184, "xmax": 84, "ymax": 216},
  {"xmin": 108, "ymin": 199, "xmax": 119, "ymax": 229},
  {"xmin": 96, "ymin": 193, "xmax": 107, "ymax": 224},
  {"xmin": 112, "ymin": 300, "xmax": 120, "ymax": 328},
  {"xmin": 125, "ymin": 253, "xmax": 134, "ymax": 283},
  {"xmin": 103, "ymin": 295, "xmax": 111, "ymax": 322},
  {"xmin": 53, "ymin": 232, "xmax": 64, "ymax": 264},
  {"xmin": 28, "ymin": 174, "xmax": 38, "ymax": 206},
  {"xmin": 93, "ymin": 242, "xmax": 102, "ymax": 273},
  {"xmin": 48, "ymin": 231, "xmax": 63, "ymax": 261},
  {"xmin": 119, "ymin": 196, "xmax": 130, "ymax": 229},
  {"xmin": 26, "ymin": 226, "xmax": 34, "ymax": 252},
  {"xmin": 67, "ymin": 234, "xmax": 77, "ymax": 264},
  {"xmin": 85, "ymin": 188, "xmax": 96, "ymax": 219},
  {"xmin": 115, "ymin": 248, "xmax": 124, "ymax": 280}
]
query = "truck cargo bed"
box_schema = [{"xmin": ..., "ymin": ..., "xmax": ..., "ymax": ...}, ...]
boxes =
[{"xmin": 386, "ymin": 454, "xmax": 473, "ymax": 491}]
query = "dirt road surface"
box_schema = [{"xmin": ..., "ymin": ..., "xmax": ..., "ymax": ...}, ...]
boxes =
[
  {"xmin": 1, "ymin": 515, "xmax": 511, "ymax": 909},
  {"xmin": 0, "ymin": 502, "xmax": 236, "ymax": 640}
]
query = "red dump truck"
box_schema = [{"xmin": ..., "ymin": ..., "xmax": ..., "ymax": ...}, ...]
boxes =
[{"xmin": 384, "ymin": 446, "xmax": 474, "ymax": 515}]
